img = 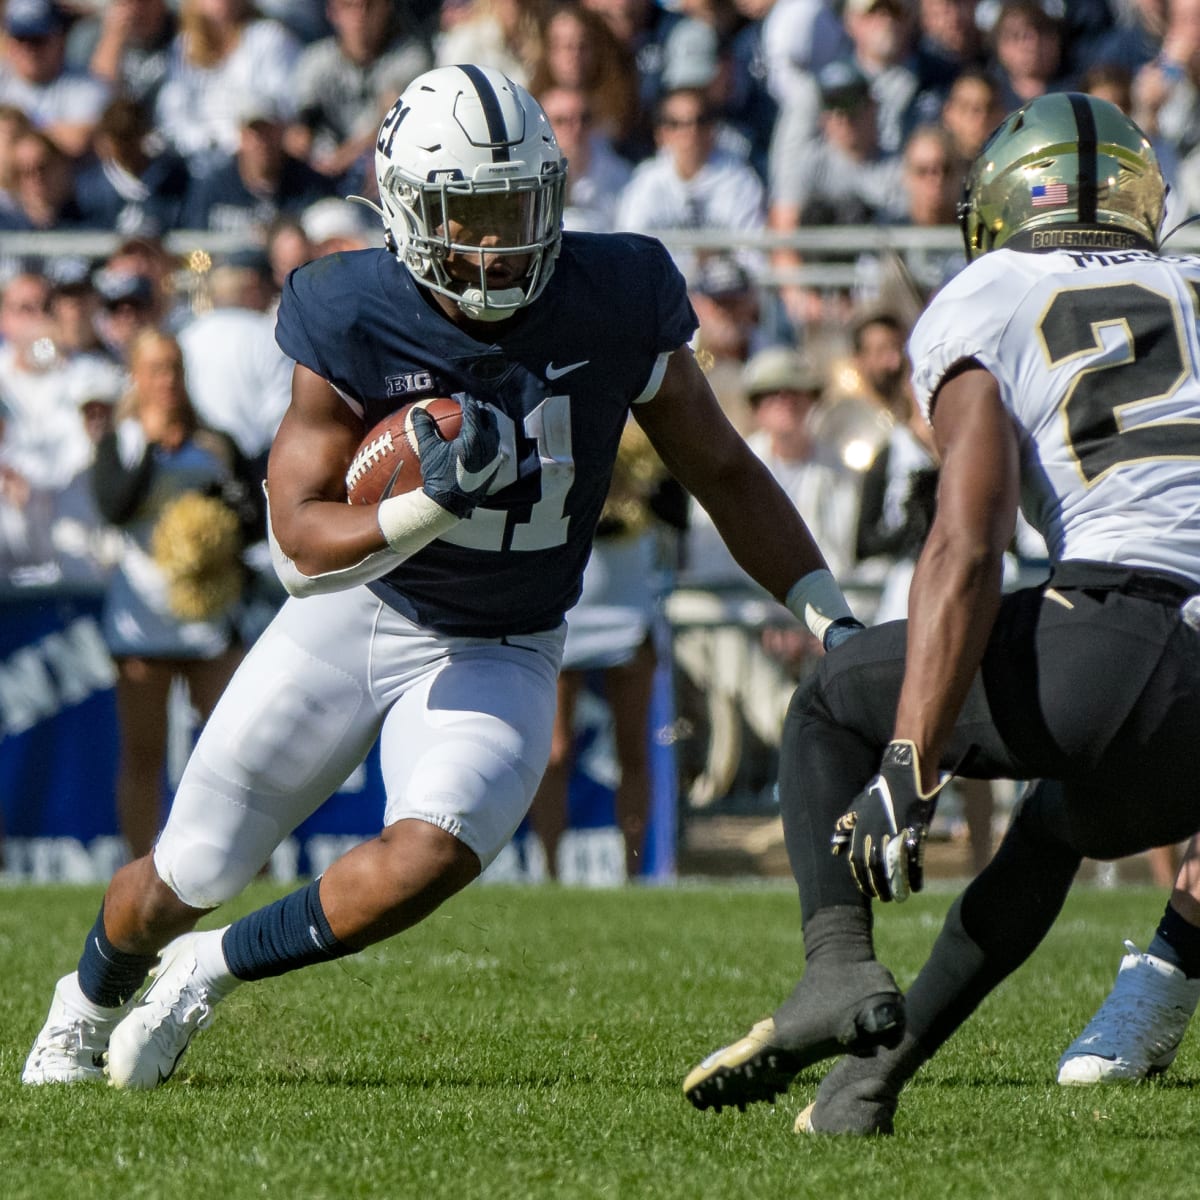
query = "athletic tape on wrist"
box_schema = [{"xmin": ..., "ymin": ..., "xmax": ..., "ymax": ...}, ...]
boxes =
[
  {"xmin": 378, "ymin": 488, "xmax": 460, "ymax": 555},
  {"xmin": 268, "ymin": 487, "xmax": 399, "ymax": 598},
  {"xmin": 785, "ymin": 568, "xmax": 854, "ymax": 643}
]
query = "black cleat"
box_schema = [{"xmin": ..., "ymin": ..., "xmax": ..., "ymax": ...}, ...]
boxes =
[
  {"xmin": 793, "ymin": 1030, "xmax": 924, "ymax": 1136},
  {"xmin": 683, "ymin": 962, "xmax": 905, "ymax": 1112}
]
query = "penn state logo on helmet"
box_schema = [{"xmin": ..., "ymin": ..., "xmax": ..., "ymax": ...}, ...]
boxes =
[
  {"xmin": 958, "ymin": 92, "xmax": 1166, "ymax": 261},
  {"xmin": 356, "ymin": 64, "xmax": 567, "ymax": 322}
]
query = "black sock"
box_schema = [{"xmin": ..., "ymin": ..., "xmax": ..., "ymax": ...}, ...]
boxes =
[
  {"xmin": 222, "ymin": 879, "xmax": 354, "ymax": 983},
  {"xmin": 1149, "ymin": 905, "xmax": 1200, "ymax": 978},
  {"xmin": 76, "ymin": 905, "xmax": 159, "ymax": 1008},
  {"xmin": 803, "ymin": 905, "xmax": 875, "ymax": 965}
]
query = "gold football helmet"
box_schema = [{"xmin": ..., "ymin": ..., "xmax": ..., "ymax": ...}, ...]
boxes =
[{"xmin": 958, "ymin": 92, "xmax": 1165, "ymax": 261}]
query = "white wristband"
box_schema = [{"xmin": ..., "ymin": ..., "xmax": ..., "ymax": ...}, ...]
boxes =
[
  {"xmin": 377, "ymin": 489, "xmax": 460, "ymax": 556},
  {"xmin": 785, "ymin": 569, "xmax": 854, "ymax": 643}
]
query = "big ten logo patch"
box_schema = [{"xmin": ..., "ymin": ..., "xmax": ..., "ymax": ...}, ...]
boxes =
[{"xmin": 386, "ymin": 371, "xmax": 434, "ymax": 397}]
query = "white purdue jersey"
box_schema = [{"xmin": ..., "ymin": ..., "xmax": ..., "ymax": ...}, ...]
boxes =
[{"xmin": 910, "ymin": 247, "xmax": 1200, "ymax": 584}]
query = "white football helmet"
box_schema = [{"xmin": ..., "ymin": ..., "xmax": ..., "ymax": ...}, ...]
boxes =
[{"xmin": 366, "ymin": 64, "xmax": 566, "ymax": 321}]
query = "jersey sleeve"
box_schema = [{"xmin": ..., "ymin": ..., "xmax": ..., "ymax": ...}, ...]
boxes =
[
  {"xmin": 908, "ymin": 253, "xmax": 1029, "ymax": 420},
  {"xmin": 637, "ymin": 234, "xmax": 698, "ymax": 353},
  {"xmin": 274, "ymin": 265, "xmax": 326, "ymax": 377},
  {"xmin": 625, "ymin": 234, "xmax": 698, "ymax": 402}
]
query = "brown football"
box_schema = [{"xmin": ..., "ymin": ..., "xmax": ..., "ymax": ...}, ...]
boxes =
[{"xmin": 344, "ymin": 397, "xmax": 463, "ymax": 505}]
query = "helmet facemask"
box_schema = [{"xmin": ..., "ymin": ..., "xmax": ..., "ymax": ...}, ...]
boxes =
[{"xmin": 378, "ymin": 163, "xmax": 565, "ymax": 321}]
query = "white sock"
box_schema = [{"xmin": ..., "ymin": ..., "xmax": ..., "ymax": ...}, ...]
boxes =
[
  {"xmin": 60, "ymin": 971, "xmax": 127, "ymax": 1021},
  {"xmin": 190, "ymin": 927, "xmax": 241, "ymax": 998}
]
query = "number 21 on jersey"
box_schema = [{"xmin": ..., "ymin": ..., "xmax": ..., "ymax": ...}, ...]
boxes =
[{"xmin": 441, "ymin": 394, "xmax": 575, "ymax": 551}]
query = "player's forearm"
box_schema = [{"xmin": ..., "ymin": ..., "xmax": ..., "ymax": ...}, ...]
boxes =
[
  {"xmin": 268, "ymin": 491, "xmax": 463, "ymax": 597},
  {"xmin": 892, "ymin": 523, "xmax": 1004, "ymax": 787},
  {"xmin": 270, "ymin": 495, "xmax": 391, "ymax": 576},
  {"xmin": 698, "ymin": 465, "xmax": 832, "ymax": 601}
]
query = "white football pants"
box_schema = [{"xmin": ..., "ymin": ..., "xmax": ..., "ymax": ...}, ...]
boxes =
[{"xmin": 154, "ymin": 586, "xmax": 563, "ymax": 908}]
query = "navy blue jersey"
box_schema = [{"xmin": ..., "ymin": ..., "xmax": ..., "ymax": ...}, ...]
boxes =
[
  {"xmin": 275, "ymin": 231, "xmax": 697, "ymax": 636},
  {"xmin": 182, "ymin": 155, "xmax": 336, "ymax": 234},
  {"xmin": 75, "ymin": 151, "xmax": 190, "ymax": 237}
]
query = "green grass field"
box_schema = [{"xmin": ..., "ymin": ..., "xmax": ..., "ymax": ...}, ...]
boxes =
[{"xmin": 4, "ymin": 880, "xmax": 1198, "ymax": 1200}]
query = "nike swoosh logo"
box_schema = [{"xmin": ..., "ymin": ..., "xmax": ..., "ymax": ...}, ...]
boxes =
[
  {"xmin": 545, "ymin": 360, "xmax": 589, "ymax": 380},
  {"xmin": 869, "ymin": 779, "xmax": 898, "ymax": 833},
  {"xmin": 456, "ymin": 454, "xmax": 502, "ymax": 492}
]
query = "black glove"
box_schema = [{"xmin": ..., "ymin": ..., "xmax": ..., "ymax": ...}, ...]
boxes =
[
  {"xmin": 823, "ymin": 617, "xmax": 865, "ymax": 653},
  {"xmin": 831, "ymin": 740, "xmax": 942, "ymax": 902},
  {"xmin": 413, "ymin": 395, "xmax": 506, "ymax": 518}
]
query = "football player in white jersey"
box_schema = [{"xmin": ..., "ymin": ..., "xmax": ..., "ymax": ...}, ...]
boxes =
[
  {"xmin": 683, "ymin": 91, "xmax": 1200, "ymax": 1134},
  {"xmin": 22, "ymin": 66, "xmax": 865, "ymax": 1089}
]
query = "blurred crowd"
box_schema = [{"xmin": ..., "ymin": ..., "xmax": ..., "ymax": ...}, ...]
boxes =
[{"xmin": 2, "ymin": 0, "xmax": 1188, "ymax": 870}]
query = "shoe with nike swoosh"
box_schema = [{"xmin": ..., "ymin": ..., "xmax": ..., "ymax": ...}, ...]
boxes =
[
  {"xmin": 106, "ymin": 933, "xmax": 236, "ymax": 1090},
  {"xmin": 22, "ymin": 972, "xmax": 131, "ymax": 1084}
]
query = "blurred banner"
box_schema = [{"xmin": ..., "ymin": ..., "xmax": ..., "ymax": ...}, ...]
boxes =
[{"xmin": 0, "ymin": 587, "xmax": 676, "ymax": 885}]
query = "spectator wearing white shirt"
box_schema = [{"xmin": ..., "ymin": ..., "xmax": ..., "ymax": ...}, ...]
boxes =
[
  {"xmin": 614, "ymin": 85, "xmax": 765, "ymax": 287},
  {"xmin": 683, "ymin": 344, "xmax": 859, "ymax": 587},
  {"xmin": 177, "ymin": 252, "xmax": 292, "ymax": 471},
  {"xmin": 760, "ymin": 0, "xmax": 851, "ymax": 108},
  {"xmin": 768, "ymin": 60, "xmax": 905, "ymax": 331},
  {"xmin": 289, "ymin": 0, "xmax": 431, "ymax": 191},
  {"xmin": 841, "ymin": 0, "xmax": 922, "ymax": 156},
  {"xmin": 51, "ymin": 359, "xmax": 126, "ymax": 584},
  {"xmin": 154, "ymin": 0, "xmax": 302, "ymax": 181},
  {"xmin": 0, "ymin": 271, "xmax": 95, "ymax": 494},
  {"xmin": 537, "ymin": 83, "xmax": 632, "ymax": 232},
  {"xmin": 0, "ymin": 387, "xmax": 58, "ymax": 576},
  {"xmin": 0, "ymin": 0, "xmax": 111, "ymax": 158},
  {"xmin": 671, "ymin": 346, "xmax": 860, "ymax": 810}
]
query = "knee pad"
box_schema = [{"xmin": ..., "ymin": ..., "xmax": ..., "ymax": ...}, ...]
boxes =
[{"xmin": 154, "ymin": 781, "xmax": 280, "ymax": 908}]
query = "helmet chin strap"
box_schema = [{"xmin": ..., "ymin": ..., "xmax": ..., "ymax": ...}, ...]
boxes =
[{"xmin": 457, "ymin": 286, "xmax": 525, "ymax": 321}]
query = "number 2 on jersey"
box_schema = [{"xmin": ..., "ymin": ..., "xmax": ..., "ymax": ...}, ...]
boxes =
[{"xmin": 1039, "ymin": 282, "xmax": 1200, "ymax": 484}]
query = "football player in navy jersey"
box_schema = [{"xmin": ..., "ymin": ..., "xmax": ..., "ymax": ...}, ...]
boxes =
[
  {"xmin": 23, "ymin": 64, "xmax": 864, "ymax": 1088},
  {"xmin": 683, "ymin": 93, "xmax": 1200, "ymax": 1135}
]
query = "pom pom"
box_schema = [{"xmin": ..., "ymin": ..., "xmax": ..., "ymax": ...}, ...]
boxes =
[{"xmin": 151, "ymin": 491, "xmax": 243, "ymax": 621}]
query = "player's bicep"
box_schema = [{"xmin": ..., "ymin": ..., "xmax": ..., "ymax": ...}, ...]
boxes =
[
  {"xmin": 633, "ymin": 346, "xmax": 749, "ymax": 496},
  {"xmin": 268, "ymin": 365, "xmax": 363, "ymax": 508},
  {"xmin": 930, "ymin": 367, "xmax": 1021, "ymax": 553},
  {"xmin": 266, "ymin": 365, "xmax": 386, "ymax": 573}
]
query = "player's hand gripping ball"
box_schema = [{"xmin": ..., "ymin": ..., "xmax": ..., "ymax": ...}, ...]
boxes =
[{"xmin": 344, "ymin": 397, "xmax": 463, "ymax": 505}]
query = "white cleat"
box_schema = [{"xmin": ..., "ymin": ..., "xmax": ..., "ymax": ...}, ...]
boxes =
[
  {"xmin": 22, "ymin": 972, "xmax": 130, "ymax": 1085},
  {"xmin": 106, "ymin": 933, "xmax": 231, "ymax": 1090},
  {"xmin": 1057, "ymin": 940, "xmax": 1200, "ymax": 1085}
]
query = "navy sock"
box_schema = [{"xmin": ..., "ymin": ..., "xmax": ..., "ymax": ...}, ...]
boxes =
[
  {"xmin": 1150, "ymin": 905, "xmax": 1200, "ymax": 979},
  {"xmin": 76, "ymin": 905, "xmax": 159, "ymax": 1008},
  {"xmin": 222, "ymin": 879, "xmax": 354, "ymax": 983}
]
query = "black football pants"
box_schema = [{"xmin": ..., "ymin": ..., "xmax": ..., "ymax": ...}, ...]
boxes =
[{"xmin": 779, "ymin": 559, "xmax": 1200, "ymax": 923}]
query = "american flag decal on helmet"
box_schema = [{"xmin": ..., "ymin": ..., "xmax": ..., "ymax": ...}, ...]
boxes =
[{"xmin": 1031, "ymin": 183, "xmax": 1069, "ymax": 207}]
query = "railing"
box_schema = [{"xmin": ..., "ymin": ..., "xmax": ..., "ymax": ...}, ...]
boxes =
[{"xmin": 11, "ymin": 223, "xmax": 1200, "ymax": 289}]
